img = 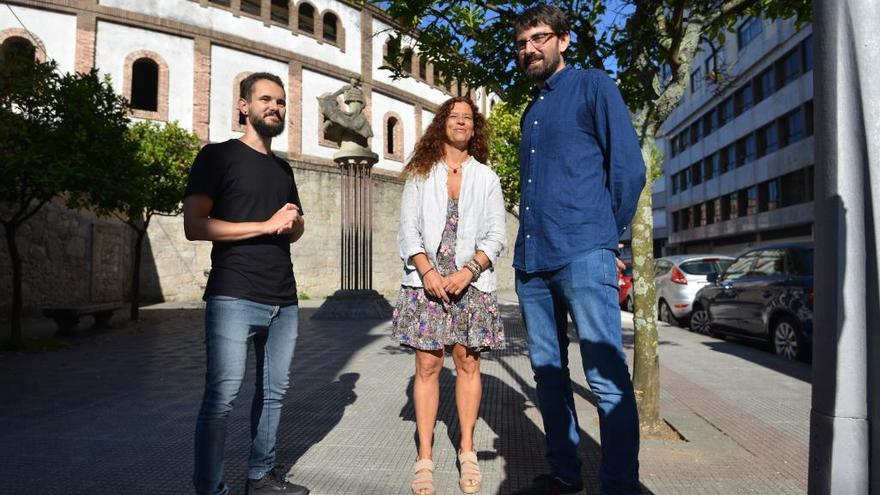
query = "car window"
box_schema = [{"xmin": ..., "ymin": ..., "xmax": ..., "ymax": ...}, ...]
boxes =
[
  {"xmin": 721, "ymin": 252, "xmax": 757, "ymax": 281},
  {"xmin": 789, "ymin": 248, "xmax": 814, "ymax": 275},
  {"xmin": 752, "ymin": 249, "xmax": 787, "ymax": 276},
  {"xmin": 680, "ymin": 259, "xmax": 731, "ymax": 275}
]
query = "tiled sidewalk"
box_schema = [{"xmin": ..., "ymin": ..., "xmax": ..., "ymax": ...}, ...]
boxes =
[{"xmin": 0, "ymin": 298, "xmax": 810, "ymax": 494}]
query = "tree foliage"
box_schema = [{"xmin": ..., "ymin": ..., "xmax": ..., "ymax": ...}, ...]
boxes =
[
  {"xmin": 116, "ymin": 121, "xmax": 200, "ymax": 321},
  {"xmin": 486, "ymin": 100, "xmax": 525, "ymax": 214},
  {"xmin": 1, "ymin": 58, "xmax": 133, "ymax": 345}
]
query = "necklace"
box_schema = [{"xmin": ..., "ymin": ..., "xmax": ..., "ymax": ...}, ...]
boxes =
[{"xmin": 446, "ymin": 162, "xmax": 463, "ymax": 174}]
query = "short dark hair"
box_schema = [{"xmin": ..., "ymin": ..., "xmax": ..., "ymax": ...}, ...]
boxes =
[
  {"xmin": 239, "ymin": 72, "xmax": 285, "ymax": 101},
  {"xmin": 513, "ymin": 5, "xmax": 570, "ymax": 38}
]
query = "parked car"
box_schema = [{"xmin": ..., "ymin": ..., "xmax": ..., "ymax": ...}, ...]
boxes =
[
  {"xmin": 618, "ymin": 259, "xmax": 634, "ymax": 311},
  {"xmin": 654, "ymin": 255, "xmax": 735, "ymax": 325},
  {"xmin": 690, "ymin": 242, "xmax": 814, "ymax": 362}
]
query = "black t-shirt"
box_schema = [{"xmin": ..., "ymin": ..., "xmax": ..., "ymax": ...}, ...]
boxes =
[{"xmin": 184, "ymin": 139, "xmax": 303, "ymax": 306}]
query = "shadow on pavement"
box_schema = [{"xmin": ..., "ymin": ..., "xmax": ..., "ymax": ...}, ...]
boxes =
[{"xmin": 396, "ymin": 303, "xmax": 654, "ymax": 495}]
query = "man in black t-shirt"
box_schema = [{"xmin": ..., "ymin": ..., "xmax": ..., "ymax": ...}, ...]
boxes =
[{"xmin": 184, "ymin": 72, "xmax": 309, "ymax": 495}]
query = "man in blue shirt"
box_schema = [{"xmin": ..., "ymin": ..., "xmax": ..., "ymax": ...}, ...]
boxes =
[{"xmin": 511, "ymin": 6, "xmax": 645, "ymax": 495}]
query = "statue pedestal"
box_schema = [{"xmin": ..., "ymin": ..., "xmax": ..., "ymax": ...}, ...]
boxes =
[{"xmin": 313, "ymin": 152, "xmax": 392, "ymax": 320}]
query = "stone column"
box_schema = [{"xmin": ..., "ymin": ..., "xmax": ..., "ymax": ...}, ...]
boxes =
[{"xmin": 808, "ymin": 1, "xmax": 879, "ymax": 493}]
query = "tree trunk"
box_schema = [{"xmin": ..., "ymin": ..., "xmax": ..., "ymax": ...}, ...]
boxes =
[
  {"xmin": 631, "ymin": 144, "xmax": 663, "ymax": 436},
  {"xmin": 129, "ymin": 217, "xmax": 149, "ymax": 321},
  {"xmin": 4, "ymin": 222, "xmax": 23, "ymax": 346}
]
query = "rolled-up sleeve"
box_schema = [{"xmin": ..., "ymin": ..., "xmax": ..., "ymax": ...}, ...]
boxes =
[
  {"xmin": 475, "ymin": 173, "xmax": 507, "ymax": 265},
  {"xmin": 593, "ymin": 74, "xmax": 646, "ymax": 237},
  {"xmin": 397, "ymin": 178, "xmax": 424, "ymax": 270}
]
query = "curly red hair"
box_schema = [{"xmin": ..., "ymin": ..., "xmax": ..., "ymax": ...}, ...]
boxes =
[{"xmin": 403, "ymin": 97, "xmax": 489, "ymax": 178}]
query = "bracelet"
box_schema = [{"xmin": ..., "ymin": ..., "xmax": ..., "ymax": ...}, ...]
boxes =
[
  {"xmin": 465, "ymin": 259, "xmax": 482, "ymax": 281},
  {"xmin": 420, "ymin": 266, "xmax": 436, "ymax": 278}
]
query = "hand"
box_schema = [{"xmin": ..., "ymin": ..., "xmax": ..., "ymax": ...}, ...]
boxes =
[
  {"xmin": 422, "ymin": 270, "xmax": 450, "ymax": 303},
  {"xmin": 616, "ymin": 257, "xmax": 625, "ymax": 273},
  {"xmin": 443, "ymin": 269, "xmax": 473, "ymax": 297},
  {"xmin": 266, "ymin": 203, "xmax": 301, "ymax": 235}
]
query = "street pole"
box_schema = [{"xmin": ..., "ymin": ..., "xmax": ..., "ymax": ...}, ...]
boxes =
[{"xmin": 809, "ymin": 1, "xmax": 878, "ymax": 493}]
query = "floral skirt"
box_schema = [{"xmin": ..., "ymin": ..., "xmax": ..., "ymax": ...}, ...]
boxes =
[{"xmin": 391, "ymin": 285, "xmax": 505, "ymax": 351}]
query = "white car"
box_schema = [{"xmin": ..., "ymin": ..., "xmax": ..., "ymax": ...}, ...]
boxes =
[{"xmin": 654, "ymin": 255, "xmax": 734, "ymax": 326}]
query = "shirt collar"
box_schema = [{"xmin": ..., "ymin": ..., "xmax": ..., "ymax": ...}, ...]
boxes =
[{"xmin": 531, "ymin": 65, "xmax": 572, "ymax": 96}]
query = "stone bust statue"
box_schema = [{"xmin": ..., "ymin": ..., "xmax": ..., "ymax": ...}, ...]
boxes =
[{"xmin": 318, "ymin": 77, "xmax": 376, "ymax": 159}]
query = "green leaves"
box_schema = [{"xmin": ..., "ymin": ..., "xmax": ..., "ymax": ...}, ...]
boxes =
[{"xmin": 486, "ymin": 100, "xmax": 525, "ymax": 212}]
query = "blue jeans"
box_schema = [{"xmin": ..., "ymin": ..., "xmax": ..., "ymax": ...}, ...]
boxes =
[
  {"xmin": 515, "ymin": 249, "xmax": 640, "ymax": 495},
  {"xmin": 193, "ymin": 296, "xmax": 300, "ymax": 495}
]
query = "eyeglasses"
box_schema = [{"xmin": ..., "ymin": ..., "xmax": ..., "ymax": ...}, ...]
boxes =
[{"xmin": 515, "ymin": 32, "xmax": 556, "ymax": 52}]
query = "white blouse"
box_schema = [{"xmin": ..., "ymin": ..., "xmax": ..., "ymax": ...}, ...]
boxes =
[{"xmin": 397, "ymin": 157, "xmax": 507, "ymax": 292}]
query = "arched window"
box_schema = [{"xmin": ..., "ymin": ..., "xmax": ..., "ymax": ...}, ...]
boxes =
[
  {"xmin": 271, "ymin": 0, "xmax": 290, "ymax": 24},
  {"xmin": 123, "ymin": 50, "xmax": 168, "ymax": 121},
  {"xmin": 418, "ymin": 55, "xmax": 427, "ymax": 81},
  {"xmin": 0, "ymin": 29, "xmax": 46, "ymax": 65},
  {"xmin": 384, "ymin": 113, "xmax": 403, "ymax": 161},
  {"xmin": 0, "ymin": 36, "xmax": 35, "ymax": 65},
  {"xmin": 131, "ymin": 58, "xmax": 159, "ymax": 112},
  {"xmin": 298, "ymin": 3, "xmax": 315, "ymax": 34},
  {"xmin": 322, "ymin": 12, "xmax": 338, "ymax": 43},
  {"xmin": 402, "ymin": 49, "xmax": 413, "ymax": 76}
]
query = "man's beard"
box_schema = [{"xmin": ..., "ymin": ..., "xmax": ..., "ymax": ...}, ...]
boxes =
[
  {"xmin": 250, "ymin": 112, "xmax": 285, "ymax": 138},
  {"xmin": 522, "ymin": 51, "xmax": 561, "ymax": 83}
]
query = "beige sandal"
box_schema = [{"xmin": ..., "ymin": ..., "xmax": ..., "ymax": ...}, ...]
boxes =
[
  {"xmin": 411, "ymin": 458, "xmax": 435, "ymax": 495},
  {"xmin": 458, "ymin": 451, "xmax": 482, "ymax": 494}
]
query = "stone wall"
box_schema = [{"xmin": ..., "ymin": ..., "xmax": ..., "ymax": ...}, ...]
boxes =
[
  {"xmin": 0, "ymin": 161, "xmax": 520, "ymax": 315},
  {"xmin": 0, "ymin": 201, "xmax": 133, "ymax": 315}
]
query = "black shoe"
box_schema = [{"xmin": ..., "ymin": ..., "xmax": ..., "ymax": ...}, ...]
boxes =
[
  {"xmin": 247, "ymin": 466, "xmax": 310, "ymax": 495},
  {"xmin": 512, "ymin": 474, "xmax": 584, "ymax": 495}
]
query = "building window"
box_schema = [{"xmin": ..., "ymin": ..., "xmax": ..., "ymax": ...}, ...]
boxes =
[
  {"xmin": 672, "ymin": 211, "xmax": 680, "ymax": 232},
  {"xmin": 721, "ymin": 194, "xmax": 733, "ymax": 220},
  {"xmin": 322, "ymin": 12, "xmax": 339, "ymax": 43},
  {"xmin": 759, "ymin": 178, "xmax": 780, "ymax": 212},
  {"xmin": 271, "ymin": 0, "xmax": 290, "ymax": 24},
  {"xmin": 755, "ymin": 67, "xmax": 774, "ymax": 102},
  {"xmin": 734, "ymin": 84, "xmax": 754, "ymax": 115},
  {"xmin": 691, "ymin": 162, "xmax": 702, "ymax": 186},
  {"xmin": 690, "ymin": 68, "xmax": 702, "ymax": 93},
  {"xmin": 805, "ymin": 100, "xmax": 814, "ymax": 136},
  {"xmin": 298, "ymin": 3, "xmax": 315, "ymax": 34},
  {"xmin": 757, "ymin": 122, "xmax": 779, "ymax": 157},
  {"xmin": 780, "ymin": 166, "xmax": 814, "ymax": 207},
  {"xmin": 703, "ymin": 152, "xmax": 720, "ymax": 181},
  {"xmin": 681, "ymin": 208, "xmax": 691, "ymax": 230},
  {"xmin": 0, "ymin": 36, "xmax": 35, "ymax": 65},
  {"xmin": 702, "ymin": 108, "xmax": 718, "ymax": 136},
  {"xmin": 737, "ymin": 17, "xmax": 763, "ymax": 50},
  {"xmin": 209, "ymin": 0, "xmax": 232, "ymax": 6},
  {"xmin": 777, "ymin": 47, "xmax": 802, "ymax": 87},
  {"xmin": 719, "ymin": 96, "xmax": 735, "ymax": 125},
  {"xmin": 705, "ymin": 200, "xmax": 715, "ymax": 225},
  {"xmin": 737, "ymin": 189, "xmax": 749, "ymax": 217},
  {"xmin": 802, "ymin": 35, "xmax": 814, "ymax": 72},
  {"xmin": 694, "ymin": 203, "xmax": 706, "ymax": 227},
  {"xmin": 384, "ymin": 112, "xmax": 403, "ymax": 161},
  {"xmin": 713, "ymin": 198, "xmax": 723, "ymax": 223},
  {"xmin": 241, "ymin": 0, "xmax": 261, "ymax": 16},
  {"xmin": 678, "ymin": 168, "xmax": 690, "ymax": 192},
  {"xmin": 131, "ymin": 58, "xmax": 159, "ymax": 111},
  {"xmin": 402, "ymin": 48, "xmax": 414, "ymax": 76},
  {"xmin": 746, "ymin": 186, "xmax": 759, "ymax": 215},
  {"xmin": 123, "ymin": 51, "xmax": 169, "ymax": 121},
  {"xmin": 782, "ymin": 107, "xmax": 805, "ymax": 145},
  {"xmin": 418, "ymin": 55, "xmax": 427, "ymax": 80}
]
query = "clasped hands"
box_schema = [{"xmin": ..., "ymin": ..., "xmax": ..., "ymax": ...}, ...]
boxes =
[
  {"xmin": 266, "ymin": 203, "xmax": 302, "ymax": 235},
  {"xmin": 422, "ymin": 268, "xmax": 473, "ymax": 303}
]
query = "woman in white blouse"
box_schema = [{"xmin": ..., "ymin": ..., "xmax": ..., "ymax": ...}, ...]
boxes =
[{"xmin": 393, "ymin": 96, "xmax": 507, "ymax": 495}]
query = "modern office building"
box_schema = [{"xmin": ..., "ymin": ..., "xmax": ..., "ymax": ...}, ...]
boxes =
[{"xmin": 660, "ymin": 16, "xmax": 814, "ymax": 255}]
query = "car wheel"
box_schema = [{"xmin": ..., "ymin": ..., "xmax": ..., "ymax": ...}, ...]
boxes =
[
  {"xmin": 659, "ymin": 300, "xmax": 678, "ymax": 326},
  {"xmin": 772, "ymin": 316, "xmax": 808, "ymax": 362},
  {"xmin": 690, "ymin": 306, "xmax": 712, "ymax": 335},
  {"xmin": 625, "ymin": 293, "xmax": 634, "ymax": 313}
]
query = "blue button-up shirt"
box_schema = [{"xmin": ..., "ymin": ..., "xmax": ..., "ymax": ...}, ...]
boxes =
[{"xmin": 514, "ymin": 66, "xmax": 646, "ymax": 273}]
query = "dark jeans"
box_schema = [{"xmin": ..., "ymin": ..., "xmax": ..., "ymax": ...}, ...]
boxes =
[
  {"xmin": 516, "ymin": 249, "xmax": 640, "ymax": 495},
  {"xmin": 193, "ymin": 296, "xmax": 300, "ymax": 495}
]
